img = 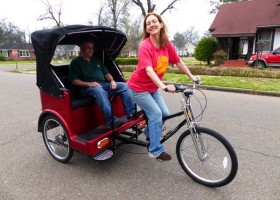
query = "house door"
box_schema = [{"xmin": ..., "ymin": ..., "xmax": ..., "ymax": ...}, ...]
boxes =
[
  {"xmin": 230, "ymin": 37, "xmax": 240, "ymax": 59},
  {"xmin": 247, "ymin": 37, "xmax": 254, "ymax": 60}
]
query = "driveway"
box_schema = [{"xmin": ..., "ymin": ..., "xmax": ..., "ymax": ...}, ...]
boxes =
[{"xmin": 0, "ymin": 71, "xmax": 279, "ymax": 200}]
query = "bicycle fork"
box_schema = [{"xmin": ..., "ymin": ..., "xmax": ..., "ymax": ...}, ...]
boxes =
[{"xmin": 182, "ymin": 100, "xmax": 208, "ymax": 161}]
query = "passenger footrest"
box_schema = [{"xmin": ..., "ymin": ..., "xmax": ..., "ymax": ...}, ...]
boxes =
[{"xmin": 92, "ymin": 149, "xmax": 114, "ymax": 161}]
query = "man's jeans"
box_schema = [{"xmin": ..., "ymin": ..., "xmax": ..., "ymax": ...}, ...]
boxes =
[
  {"xmin": 128, "ymin": 88, "xmax": 170, "ymax": 156},
  {"xmin": 81, "ymin": 82, "xmax": 135, "ymax": 125}
]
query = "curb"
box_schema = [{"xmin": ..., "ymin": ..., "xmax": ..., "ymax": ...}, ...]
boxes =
[
  {"xmin": 200, "ymin": 85, "xmax": 280, "ymax": 97},
  {"xmin": 163, "ymin": 81, "xmax": 280, "ymax": 97}
]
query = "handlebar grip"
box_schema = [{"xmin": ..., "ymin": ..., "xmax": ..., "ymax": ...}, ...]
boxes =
[
  {"xmin": 193, "ymin": 79, "xmax": 201, "ymax": 85},
  {"xmin": 174, "ymin": 85, "xmax": 180, "ymax": 93}
]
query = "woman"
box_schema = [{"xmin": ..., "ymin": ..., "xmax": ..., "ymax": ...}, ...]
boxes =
[{"xmin": 127, "ymin": 13, "xmax": 199, "ymax": 161}]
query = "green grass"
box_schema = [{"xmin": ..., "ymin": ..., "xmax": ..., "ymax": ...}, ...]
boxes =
[
  {"xmin": 181, "ymin": 57, "xmax": 214, "ymax": 66},
  {"xmin": 123, "ymin": 72, "xmax": 280, "ymax": 92},
  {"xmin": 6, "ymin": 67, "xmax": 280, "ymax": 93},
  {"xmin": 0, "ymin": 60, "xmax": 36, "ymax": 65},
  {"xmin": 0, "ymin": 60, "xmax": 71, "ymax": 66}
]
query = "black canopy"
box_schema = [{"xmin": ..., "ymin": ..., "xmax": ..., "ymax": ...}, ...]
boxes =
[{"xmin": 31, "ymin": 25, "xmax": 127, "ymax": 97}]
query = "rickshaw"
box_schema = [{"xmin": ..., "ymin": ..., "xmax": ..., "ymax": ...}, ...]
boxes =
[{"xmin": 31, "ymin": 25, "xmax": 238, "ymax": 187}]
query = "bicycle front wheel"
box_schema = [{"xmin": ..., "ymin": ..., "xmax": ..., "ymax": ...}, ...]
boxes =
[{"xmin": 176, "ymin": 127, "xmax": 238, "ymax": 187}]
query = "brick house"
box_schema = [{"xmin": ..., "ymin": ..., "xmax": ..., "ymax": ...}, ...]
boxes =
[
  {"xmin": 0, "ymin": 42, "xmax": 35, "ymax": 61},
  {"xmin": 209, "ymin": 0, "xmax": 280, "ymax": 61}
]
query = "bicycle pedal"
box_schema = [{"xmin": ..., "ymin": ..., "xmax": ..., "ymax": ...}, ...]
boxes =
[{"xmin": 92, "ymin": 149, "xmax": 114, "ymax": 161}]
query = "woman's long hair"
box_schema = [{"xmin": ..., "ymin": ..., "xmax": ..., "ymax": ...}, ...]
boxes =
[{"xmin": 142, "ymin": 13, "xmax": 169, "ymax": 48}]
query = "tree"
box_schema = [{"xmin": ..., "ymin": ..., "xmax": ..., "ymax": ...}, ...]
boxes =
[
  {"xmin": 38, "ymin": 0, "xmax": 64, "ymax": 27},
  {"xmin": 172, "ymin": 32, "xmax": 187, "ymax": 56},
  {"xmin": 131, "ymin": 0, "xmax": 180, "ymax": 17},
  {"xmin": 210, "ymin": 0, "xmax": 248, "ymax": 14},
  {"xmin": 183, "ymin": 26, "xmax": 200, "ymax": 45},
  {"xmin": 203, "ymin": 30, "xmax": 212, "ymax": 38},
  {"xmin": 88, "ymin": 2, "xmax": 110, "ymax": 26},
  {"xmin": 89, "ymin": 0, "xmax": 130, "ymax": 29},
  {"xmin": 122, "ymin": 18, "xmax": 142, "ymax": 53},
  {"xmin": 0, "ymin": 19, "xmax": 25, "ymax": 44},
  {"xmin": 194, "ymin": 38, "xmax": 218, "ymax": 65}
]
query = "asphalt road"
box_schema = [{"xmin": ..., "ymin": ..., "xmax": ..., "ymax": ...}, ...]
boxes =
[{"xmin": 0, "ymin": 70, "xmax": 279, "ymax": 200}]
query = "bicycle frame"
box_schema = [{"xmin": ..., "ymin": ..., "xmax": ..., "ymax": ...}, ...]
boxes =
[{"xmin": 115, "ymin": 82, "xmax": 208, "ymax": 160}]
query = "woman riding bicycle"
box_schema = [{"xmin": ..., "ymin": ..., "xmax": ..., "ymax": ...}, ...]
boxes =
[{"xmin": 127, "ymin": 13, "xmax": 200, "ymax": 161}]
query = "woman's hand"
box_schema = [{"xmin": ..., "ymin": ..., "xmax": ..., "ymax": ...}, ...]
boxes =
[
  {"xmin": 192, "ymin": 76, "xmax": 201, "ymax": 82},
  {"xmin": 163, "ymin": 84, "xmax": 176, "ymax": 93}
]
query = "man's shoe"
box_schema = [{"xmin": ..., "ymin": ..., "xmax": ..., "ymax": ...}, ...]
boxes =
[{"xmin": 148, "ymin": 152, "xmax": 171, "ymax": 161}]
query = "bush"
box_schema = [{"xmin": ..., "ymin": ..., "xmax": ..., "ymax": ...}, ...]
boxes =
[
  {"xmin": 119, "ymin": 65, "xmax": 280, "ymax": 79},
  {"xmin": 195, "ymin": 38, "xmax": 218, "ymax": 65},
  {"xmin": 213, "ymin": 50, "xmax": 227, "ymax": 66},
  {"xmin": 115, "ymin": 57, "xmax": 138, "ymax": 65},
  {"xmin": 0, "ymin": 54, "xmax": 6, "ymax": 61}
]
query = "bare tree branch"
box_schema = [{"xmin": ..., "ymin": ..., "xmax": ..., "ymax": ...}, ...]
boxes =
[
  {"xmin": 147, "ymin": 0, "xmax": 156, "ymax": 13},
  {"xmin": 37, "ymin": 0, "xmax": 64, "ymax": 28},
  {"xmin": 131, "ymin": 0, "xmax": 147, "ymax": 17},
  {"xmin": 131, "ymin": 0, "xmax": 179, "ymax": 17},
  {"xmin": 160, "ymin": 0, "xmax": 179, "ymax": 15}
]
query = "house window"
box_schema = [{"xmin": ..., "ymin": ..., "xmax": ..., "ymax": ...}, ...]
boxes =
[
  {"xmin": 0, "ymin": 50, "xmax": 9, "ymax": 57},
  {"xmin": 257, "ymin": 30, "xmax": 273, "ymax": 52},
  {"xmin": 19, "ymin": 50, "xmax": 30, "ymax": 57}
]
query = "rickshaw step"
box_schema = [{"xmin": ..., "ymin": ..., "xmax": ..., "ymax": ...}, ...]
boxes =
[
  {"xmin": 92, "ymin": 149, "xmax": 114, "ymax": 161},
  {"xmin": 73, "ymin": 125, "xmax": 113, "ymax": 143}
]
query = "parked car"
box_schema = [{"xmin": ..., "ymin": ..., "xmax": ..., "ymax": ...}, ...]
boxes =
[{"xmin": 248, "ymin": 47, "xmax": 280, "ymax": 67}]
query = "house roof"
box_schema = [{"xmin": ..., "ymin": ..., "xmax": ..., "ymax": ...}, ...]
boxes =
[
  {"xmin": 209, "ymin": 0, "xmax": 280, "ymax": 37},
  {"xmin": 0, "ymin": 42, "xmax": 33, "ymax": 50}
]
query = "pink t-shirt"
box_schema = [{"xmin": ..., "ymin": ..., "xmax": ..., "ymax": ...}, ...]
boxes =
[{"xmin": 128, "ymin": 38, "xmax": 180, "ymax": 92}]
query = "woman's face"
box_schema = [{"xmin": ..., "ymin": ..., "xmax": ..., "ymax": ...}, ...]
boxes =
[{"xmin": 145, "ymin": 15, "xmax": 163, "ymax": 36}]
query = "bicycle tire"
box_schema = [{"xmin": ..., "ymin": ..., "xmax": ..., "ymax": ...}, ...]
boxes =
[
  {"xmin": 176, "ymin": 127, "xmax": 238, "ymax": 187},
  {"xmin": 42, "ymin": 115, "xmax": 73, "ymax": 163}
]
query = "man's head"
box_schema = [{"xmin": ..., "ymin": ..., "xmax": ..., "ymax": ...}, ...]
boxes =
[{"xmin": 79, "ymin": 41, "xmax": 94, "ymax": 59}]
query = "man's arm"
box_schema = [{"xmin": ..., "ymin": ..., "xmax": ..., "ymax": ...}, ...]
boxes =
[
  {"xmin": 104, "ymin": 73, "xmax": 117, "ymax": 89},
  {"xmin": 72, "ymin": 79, "xmax": 100, "ymax": 87}
]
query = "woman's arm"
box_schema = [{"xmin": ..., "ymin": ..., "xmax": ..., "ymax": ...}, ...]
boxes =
[
  {"xmin": 146, "ymin": 67, "xmax": 175, "ymax": 92},
  {"xmin": 176, "ymin": 59, "xmax": 198, "ymax": 81}
]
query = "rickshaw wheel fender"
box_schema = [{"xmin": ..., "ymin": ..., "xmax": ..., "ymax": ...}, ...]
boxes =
[{"xmin": 38, "ymin": 110, "xmax": 70, "ymax": 134}]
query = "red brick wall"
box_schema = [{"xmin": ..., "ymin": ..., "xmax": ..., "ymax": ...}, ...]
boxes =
[{"xmin": 222, "ymin": 60, "xmax": 248, "ymax": 67}]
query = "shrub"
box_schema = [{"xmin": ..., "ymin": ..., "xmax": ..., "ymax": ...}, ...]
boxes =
[
  {"xmin": 195, "ymin": 38, "xmax": 218, "ymax": 65},
  {"xmin": 0, "ymin": 54, "xmax": 6, "ymax": 61},
  {"xmin": 115, "ymin": 57, "xmax": 138, "ymax": 65},
  {"xmin": 119, "ymin": 65, "xmax": 280, "ymax": 79},
  {"xmin": 213, "ymin": 50, "xmax": 227, "ymax": 66}
]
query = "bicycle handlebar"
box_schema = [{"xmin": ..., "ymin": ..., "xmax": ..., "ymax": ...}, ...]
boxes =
[
  {"xmin": 164, "ymin": 80, "xmax": 201, "ymax": 93},
  {"xmin": 173, "ymin": 80, "xmax": 202, "ymax": 93}
]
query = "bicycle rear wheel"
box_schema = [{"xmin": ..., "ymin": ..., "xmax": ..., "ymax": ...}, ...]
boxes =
[
  {"xmin": 176, "ymin": 127, "xmax": 238, "ymax": 187},
  {"xmin": 42, "ymin": 115, "xmax": 73, "ymax": 163}
]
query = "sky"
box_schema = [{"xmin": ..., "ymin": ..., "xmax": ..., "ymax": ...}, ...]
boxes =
[{"xmin": 0, "ymin": 0, "xmax": 216, "ymax": 40}]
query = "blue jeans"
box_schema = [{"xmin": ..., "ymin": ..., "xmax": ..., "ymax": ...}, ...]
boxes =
[
  {"xmin": 128, "ymin": 88, "xmax": 170, "ymax": 156},
  {"xmin": 81, "ymin": 82, "xmax": 135, "ymax": 125}
]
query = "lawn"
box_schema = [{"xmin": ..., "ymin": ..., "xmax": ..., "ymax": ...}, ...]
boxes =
[
  {"xmin": 0, "ymin": 60, "xmax": 35, "ymax": 65},
  {"xmin": 123, "ymin": 72, "xmax": 280, "ymax": 92},
  {"xmin": 0, "ymin": 57, "xmax": 280, "ymax": 92}
]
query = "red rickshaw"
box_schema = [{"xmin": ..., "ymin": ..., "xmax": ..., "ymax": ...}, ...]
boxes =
[{"xmin": 31, "ymin": 25, "xmax": 238, "ymax": 187}]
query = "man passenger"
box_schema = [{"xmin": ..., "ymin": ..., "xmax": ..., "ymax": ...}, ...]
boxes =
[{"xmin": 68, "ymin": 41, "xmax": 135, "ymax": 128}]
